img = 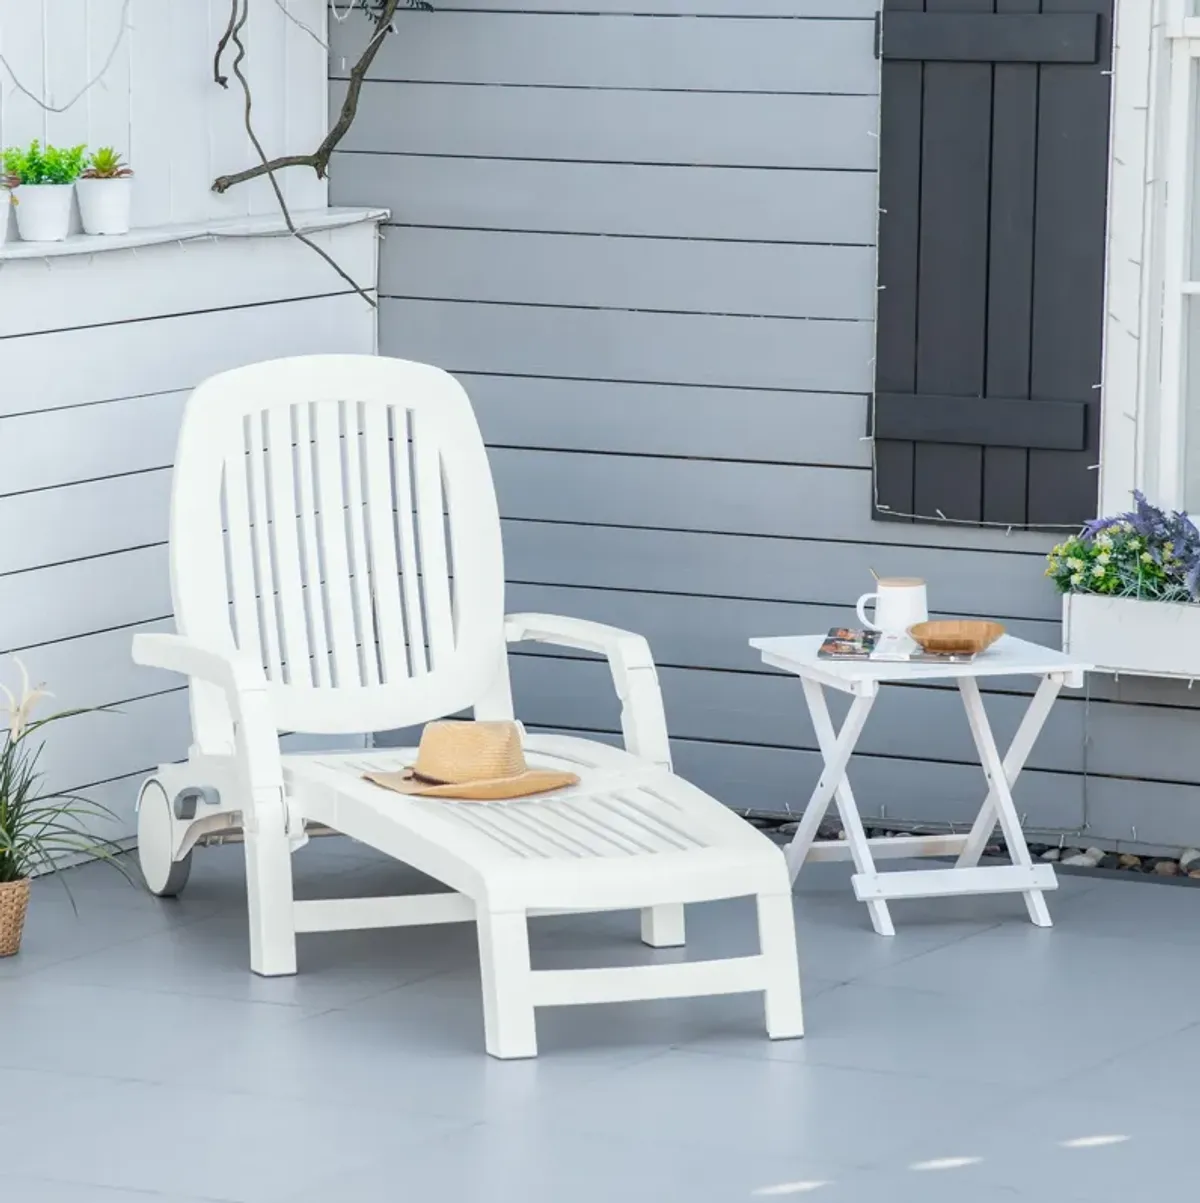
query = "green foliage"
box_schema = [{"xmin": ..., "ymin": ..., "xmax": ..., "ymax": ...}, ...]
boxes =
[
  {"xmin": 1, "ymin": 140, "xmax": 87, "ymax": 186},
  {"xmin": 1046, "ymin": 525, "xmax": 1193, "ymax": 603},
  {"xmin": 1047, "ymin": 491, "xmax": 1200, "ymax": 603},
  {"xmin": 81, "ymin": 146, "xmax": 132, "ymax": 180},
  {"xmin": 0, "ymin": 661, "xmax": 131, "ymax": 891}
]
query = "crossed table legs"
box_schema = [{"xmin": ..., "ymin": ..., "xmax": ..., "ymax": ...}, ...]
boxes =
[{"xmin": 784, "ymin": 674, "xmax": 1065, "ymax": 936}]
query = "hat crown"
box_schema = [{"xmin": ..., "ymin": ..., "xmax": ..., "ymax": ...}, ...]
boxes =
[{"xmin": 411, "ymin": 721, "xmax": 526, "ymax": 785}]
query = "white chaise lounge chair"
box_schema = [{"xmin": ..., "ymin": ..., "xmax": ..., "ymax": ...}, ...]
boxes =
[{"xmin": 132, "ymin": 355, "xmax": 803, "ymax": 1058}]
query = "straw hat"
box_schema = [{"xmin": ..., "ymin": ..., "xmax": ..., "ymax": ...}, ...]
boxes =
[{"xmin": 363, "ymin": 720, "xmax": 580, "ymax": 802}]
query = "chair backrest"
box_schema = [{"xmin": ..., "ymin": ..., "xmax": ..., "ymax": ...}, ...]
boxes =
[{"xmin": 169, "ymin": 355, "xmax": 508, "ymax": 737}]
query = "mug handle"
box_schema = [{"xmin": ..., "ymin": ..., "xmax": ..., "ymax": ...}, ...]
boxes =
[{"xmin": 856, "ymin": 592, "xmax": 879, "ymax": 631}]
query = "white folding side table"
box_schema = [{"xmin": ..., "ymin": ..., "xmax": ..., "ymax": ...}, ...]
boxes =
[{"xmin": 749, "ymin": 634, "xmax": 1091, "ymax": 936}]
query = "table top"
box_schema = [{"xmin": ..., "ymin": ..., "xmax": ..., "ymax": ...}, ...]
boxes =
[{"xmin": 750, "ymin": 634, "xmax": 1091, "ymax": 689}]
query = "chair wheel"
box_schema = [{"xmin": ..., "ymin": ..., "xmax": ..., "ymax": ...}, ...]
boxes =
[{"xmin": 137, "ymin": 778, "xmax": 193, "ymax": 897}]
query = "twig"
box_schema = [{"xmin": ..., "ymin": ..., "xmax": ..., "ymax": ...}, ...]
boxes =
[
  {"xmin": 226, "ymin": 0, "xmax": 377, "ymax": 309},
  {"xmin": 214, "ymin": 0, "xmax": 240, "ymax": 88},
  {"xmin": 273, "ymin": 0, "xmax": 328, "ymax": 50},
  {"xmin": 0, "ymin": 0, "xmax": 132, "ymax": 114},
  {"xmin": 212, "ymin": 0, "xmax": 406, "ymax": 194}
]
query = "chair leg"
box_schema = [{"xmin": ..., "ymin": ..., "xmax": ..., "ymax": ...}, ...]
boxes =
[
  {"xmin": 756, "ymin": 891, "xmax": 804, "ymax": 1040},
  {"xmin": 640, "ymin": 903, "xmax": 686, "ymax": 948},
  {"xmin": 477, "ymin": 909, "xmax": 538, "ymax": 1059},
  {"xmin": 244, "ymin": 822, "xmax": 297, "ymax": 978}
]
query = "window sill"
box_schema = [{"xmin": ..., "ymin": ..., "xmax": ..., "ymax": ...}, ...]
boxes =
[
  {"xmin": 1062, "ymin": 593, "xmax": 1200, "ymax": 679},
  {"xmin": 0, "ymin": 206, "xmax": 388, "ymax": 262}
]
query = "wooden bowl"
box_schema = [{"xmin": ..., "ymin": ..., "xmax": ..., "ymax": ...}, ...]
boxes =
[{"xmin": 908, "ymin": 619, "xmax": 1005, "ymax": 655}]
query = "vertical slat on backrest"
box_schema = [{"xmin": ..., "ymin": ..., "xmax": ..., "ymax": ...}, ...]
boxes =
[
  {"xmin": 411, "ymin": 410, "xmax": 454, "ymax": 669},
  {"xmin": 391, "ymin": 408, "xmax": 428, "ymax": 675},
  {"xmin": 362, "ymin": 405, "xmax": 409, "ymax": 683},
  {"xmin": 266, "ymin": 406, "xmax": 311, "ymax": 686},
  {"xmin": 313, "ymin": 400, "xmax": 361, "ymax": 686},
  {"xmin": 246, "ymin": 411, "xmax": 283, "ymax": 679},
  {"xmin": 223, "ymin": 426, "xmax": 264, "ymax": 668},
  {"xmin": 294, "ymin": 403, "xmax": 332, "ymax": 688},
  {"xmin": 341, "ymin": 401, "xmax": 380, "ymax": 686}
]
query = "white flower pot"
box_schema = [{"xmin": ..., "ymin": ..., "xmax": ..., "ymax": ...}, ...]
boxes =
[
  {"xmin": 13, "ymin": 183, "xmax": 74, "ymax": 242},
  {"xmin": 0, "ymin": 196, "xmax": 9, "ymax": 247},
  {"xmin": 1062, "ymin": 592, "xmax": 1200, "ymax": 678},
  {"xmin": 76, "ymin": 177, "xmax": 132, "ymax": 236}
]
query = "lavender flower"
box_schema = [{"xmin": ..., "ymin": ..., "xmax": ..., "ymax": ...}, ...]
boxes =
[{"xmin": 1051, "ymin": 492, "xmax": 1200, "ymax": 603}]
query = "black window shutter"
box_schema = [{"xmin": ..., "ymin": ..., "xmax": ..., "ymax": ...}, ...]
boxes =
[{"xmin": 872, "ymin": 0, "xmax": 1112, "ymax": 529}]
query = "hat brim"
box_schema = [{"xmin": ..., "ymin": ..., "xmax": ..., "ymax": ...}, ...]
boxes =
[{"xmin": 363, "ymin": 767, "xmax": 581, "ymax": 803}]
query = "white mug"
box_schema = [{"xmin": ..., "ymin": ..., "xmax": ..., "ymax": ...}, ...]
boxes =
[{"xmin": 856, "ymin": 577, "xmax": 928, "ymax": 634}]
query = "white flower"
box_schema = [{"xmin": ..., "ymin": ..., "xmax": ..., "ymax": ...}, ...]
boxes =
[
  {"xmin": 1067, "ymin": 557, "xmax": 1085, "ymax": 571},
  {"xmin": 1097, "ymin": 552, "xmax": 1111, "ymax": 565},
  {"xmin": 1096, "ymin": 533, "xmax": 1113, "ymax": 549},
  {"xmin": 1091, "ymin": 564, "xmax": 1106, "ymax": 578},
  {"xmin": 1070, "ymin": 572, "xmax": 1083, "ymax": 586},
  {"xmin": 0, "ymin": 658, "xmax": 51, "ymax": 742}
]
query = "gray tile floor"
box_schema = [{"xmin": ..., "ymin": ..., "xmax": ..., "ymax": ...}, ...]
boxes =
[{"xmin": 2, "ymin": 838, "xmax": 1197, "ymax": 1202}]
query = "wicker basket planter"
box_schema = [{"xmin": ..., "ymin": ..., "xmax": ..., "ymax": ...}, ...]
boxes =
[{"xmin": 0, "ymin": 878, "xmax": 30, "ymax": 956}]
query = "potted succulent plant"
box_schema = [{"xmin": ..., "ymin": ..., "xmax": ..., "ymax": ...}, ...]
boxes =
[
  {"xmin": 0, "ymin": 660, "xmax": 130, "ymax": 956},
  {"xmin": 76, "ymin": 146, "xmax": 133, "ymax": 235},
  {"xmin": 1, "ymin": 140, "xmax": 85, "ymax": 242}
]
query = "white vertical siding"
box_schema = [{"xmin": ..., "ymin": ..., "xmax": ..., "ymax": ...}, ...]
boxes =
[{"xmin": 0, "ymin": 0, "xmax": 328, "ymax": 226}]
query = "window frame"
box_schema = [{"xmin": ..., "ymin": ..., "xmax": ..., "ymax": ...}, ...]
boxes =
[{"xmin": 1101, "ymin": 0, "xmax": 1200, "ymax": 518}]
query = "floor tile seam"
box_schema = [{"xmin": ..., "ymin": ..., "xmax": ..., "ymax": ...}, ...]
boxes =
[
  {"xmin": 6, "ymin": 1170, "xmax": 233, "ymax": 1203},
  {"xmin": 4, "ymin": 904, "xmax": 233, "ymax": 981}
]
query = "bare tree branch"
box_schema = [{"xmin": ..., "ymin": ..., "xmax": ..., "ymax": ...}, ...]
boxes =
[
  {"xmin": 213, "ymin": 0, "xmax": 240, "ymax": 88},
  {"xmin": 212, "ymin": 0, "xmax": 407, "ymax": 195},
  {"xmin": 226, "ymin": 0, "xmax": 377, "ymax": 309}
]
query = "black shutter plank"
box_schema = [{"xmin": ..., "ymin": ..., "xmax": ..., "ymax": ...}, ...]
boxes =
[
  {"xmin": 983, "ymin": 0, "xmax": 1040, "ymax": 524},
  {"xmin": 874, "ymin": 393, "xmax": 1085, "ymax": 449},
  {"xmin": 873, "ymin": 0, "xmax": 925, "ymax": 522},
  {"xmin": 881, "ymin": 12, "xmax": 1100, "ymax": 64},
  {"xmin": 983, "ymin": 449, "xmax": 1029, "ymax": 525},
  {"xmin": 873, "ymin": 441, "xmax": 916, "ymax": 521},
  {"xmin": 913, "ymin": 0, "xmax": 992, "ymax": 523},
  {"xmin": 1027, "ymin": 0, "xmax": 1109, "ymax": 526}
]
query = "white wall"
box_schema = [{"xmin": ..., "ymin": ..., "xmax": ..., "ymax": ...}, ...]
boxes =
[
  {"xmin": 0, "ymin": 0, "xmax": 328, "ymax": 226},
  {"xmin": 0, "ymin": 1, "xmax": 379, "ymax": 845}
]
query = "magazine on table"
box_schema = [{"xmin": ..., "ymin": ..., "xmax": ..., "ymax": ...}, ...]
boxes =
[{"xmin": 817, "ymin": 627, "xmax": 977, "ymax": 664}]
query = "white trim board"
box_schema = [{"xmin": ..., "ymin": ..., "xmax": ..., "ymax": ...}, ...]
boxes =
[{"xmin": 0, "ymin": 207, "xmax": 387, "ymax": 264}]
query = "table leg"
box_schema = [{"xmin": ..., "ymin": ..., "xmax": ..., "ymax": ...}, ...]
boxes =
[
  {"xmin": 955, "ymin": 674, "xmax": 1064, "ymax": 871},
  {"xmin": 956, "ymin": 677, "xmax": 1055, "ymax": 927},
  {"xmin": 791, "ymin": 681, "xmax": 893, "ymax": 936}
]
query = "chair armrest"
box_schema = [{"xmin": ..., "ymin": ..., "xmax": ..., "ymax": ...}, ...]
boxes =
[
  {"xmin": 504, "ymin": 613, "xmax": 672, "ymax": 769},
  {"xmin": 133, "ymin": 633, "xmax": 269, "ymax": 697},
  {"xmin": 132, "ymin": 634, "xmax": 284, "ymax": 794}
]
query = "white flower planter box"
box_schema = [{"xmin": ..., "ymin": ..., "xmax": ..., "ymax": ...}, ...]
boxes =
[{"xmin": 1062, "ymin": 592, "xmax": 1200, "ymax": 678}]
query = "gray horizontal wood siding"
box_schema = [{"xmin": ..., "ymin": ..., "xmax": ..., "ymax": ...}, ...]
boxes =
[{"xmin": 335, "ymin": 0, "xmax": 1200, "ymax": 851}]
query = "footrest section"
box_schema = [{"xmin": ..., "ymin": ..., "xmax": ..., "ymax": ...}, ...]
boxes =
[
  {"xmin": 530, "ymin": 955, "xmax": 766, "ymax": 1008},
  {"xmin": 851, "ymin": 863, "xmax": 1058, "ymax": 902}
]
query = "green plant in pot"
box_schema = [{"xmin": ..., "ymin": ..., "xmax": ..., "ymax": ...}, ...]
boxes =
[
  {"xmin": 0, "ymin": 661, "xmax": 131, "ymax": 956},
  {"xmin": 77, "ymin": 146, "xmax": 133, "ymax": 236},
  {"xmin": 1, "ymin": 140, "xmax": 85, "ymax": 243}
]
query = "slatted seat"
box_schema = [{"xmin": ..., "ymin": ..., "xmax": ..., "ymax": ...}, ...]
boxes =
[{"xmin": 131, "ymin": 354, "xmax": 803, "ymax": 1058}]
